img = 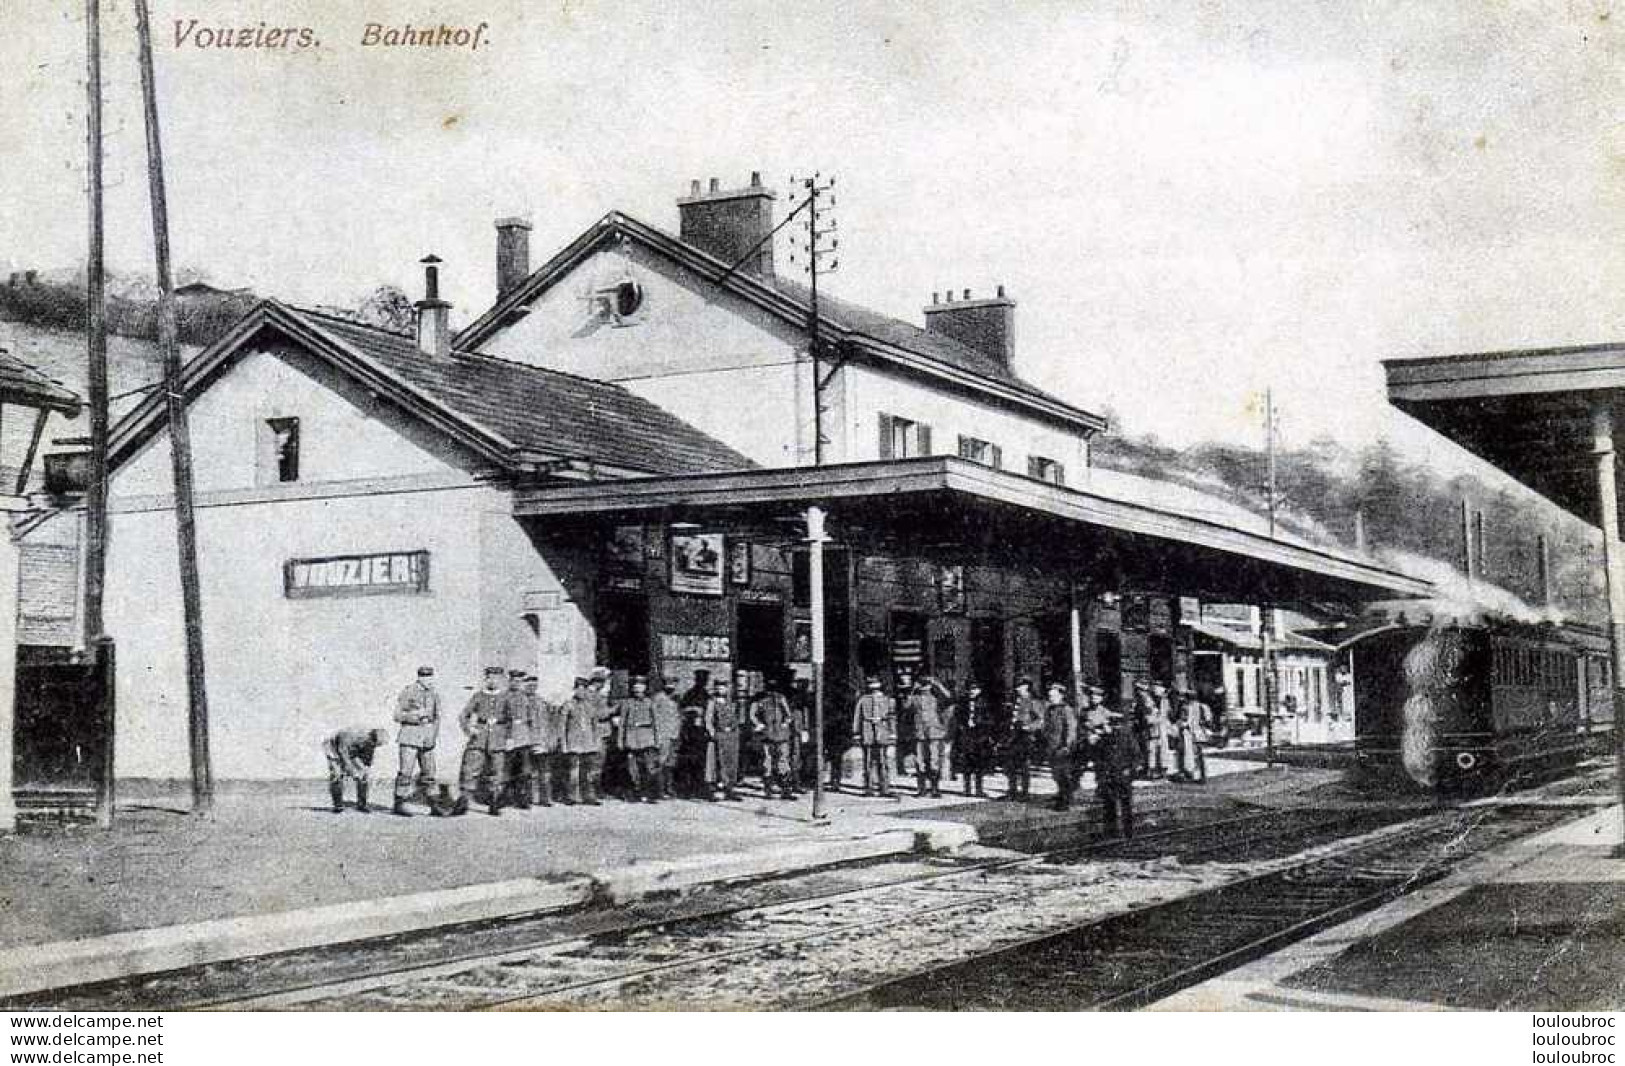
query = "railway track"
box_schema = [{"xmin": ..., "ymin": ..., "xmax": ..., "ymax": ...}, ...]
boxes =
[{"xmin": 9, "ymin": 775, "xmax": 1600, "ymax": 1012}]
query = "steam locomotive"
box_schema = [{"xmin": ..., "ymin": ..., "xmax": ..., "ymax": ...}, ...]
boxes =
[{"xmin": 1348, "ymin": 618, "xmax": 1613, "ymax": 790}]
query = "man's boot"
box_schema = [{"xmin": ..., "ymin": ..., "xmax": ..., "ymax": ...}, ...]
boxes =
[
  {"xmin": 356, "ymin": 781, "xmax": 371, "ymax": 814},
  {"xmin": 930, "ymin": 771, "xmax": 942, "ymax": 798},
  {"xmin": 329, "ymin": 781, "xmax": 345, "ymax": 813},
  {"xmin": 391, "ymin": 795, "xmax": 412, "ymax": 817},
  {"xmin": 488, "ymin": 793, "xmax": 502, "ymax": 816},
  {"xmin": 450, "ymin": 792, "xmax": 469, "ymax": 817},
  {"xmin": 514, "ymin": 781, "xmax": 531, "ymax": 810},
  {"xmin": 429, "ymin": 784, "xmax": 453, "ymax": 816},
  {"xmin": 915, "ymin": 772, "xmax": 927, "ymax": 798}
]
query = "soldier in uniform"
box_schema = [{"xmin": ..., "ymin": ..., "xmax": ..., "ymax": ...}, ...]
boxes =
[
  {"xmin": 501, "ymin": 669, "xmax": 533, "ymax": 810},
  {"xmin": 905, "ymin": 676, "xmax": 951, "ymax": 798},
  {"xmin": 324, "ymin": 727, "xmax": 389, "ymax": 813},
  {"xmin": 617, "ymin": 674, "xmax": 663, "ymax": 804},
  {"xmin": 525, "ymin": 675, "xmax": 564, "ymax": 807},
  {"xmin": 1152, "ymin": 681, "xmax": 1179, "ymax": 778},
  {"xmin": 1042, "ymin": 682, "xmax": 1080, "ymax": 811},
  {"xmin": 561, "ymin": 677, "xmax": 608, "ymax": 804},
  {"xmin": 750, "ymin": 679, "xmax": 800, "ymax": 799},
  {"xmin": 1132, "ymin": 679, "xmax": 1169, "ymax": 779},
  {"xmin": 1174, "ymin": 688, "xmax": 1210, "ymax": 784},
  {"xmin": 393, "ymin": 666, "xmax": 440, "ymax": 817},
  {"xmin": 1004, "ymin": 678, "xmax": 1046, "ymax": 801},
  {"xmin": 1094, "ymin": 707, "xmax": 1139, "ymax": 838},
  {"xmin": 452, "ymin": 666, "xmax": 511, "ymax": 816},
  {"xmin": 948, "ymin": 681, "xmax": 999, "ymax": 797},
  {"xmin": 707, "ymin": 676, "xmax": 744, "ymax": 801},
  {"xmin": 653, "ymin": 676, "xmax": 683, "ymax": 798},
  {"xmin": 851, "ymin": 676, "xmax": 897, "ymax": 798}
]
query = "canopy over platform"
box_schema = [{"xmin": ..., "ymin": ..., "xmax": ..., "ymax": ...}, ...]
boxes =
[
  {"xmin": 1385, "ymin": 341, "xmax": 1625, "ymax": 524},
  {"xmin": 515, "ymin": 457, "xmax": 1430, "ymax": 605}
]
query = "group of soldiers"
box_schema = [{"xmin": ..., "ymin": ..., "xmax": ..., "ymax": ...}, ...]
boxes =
[{"xmin": 321, "ymin": 664, "xmax": 1214, "ymax": 837}]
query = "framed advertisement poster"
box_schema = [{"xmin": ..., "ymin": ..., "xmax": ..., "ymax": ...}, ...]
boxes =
[
  {"xmin": 937, "ymin": 563, "xmax": 966, "ymax": 614},
  {"xmin": 669, "ymin": 532, "xmax": 725, "ymax": 596},
  {"xmin": 728, "ymin": 539, "xmax": 752, "ymax": 586}
]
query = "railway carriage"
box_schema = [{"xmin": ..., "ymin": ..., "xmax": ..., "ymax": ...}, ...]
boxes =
[{"xmin": 1350, "ymin": 619, "xmax": 1612, "ymax": 790}]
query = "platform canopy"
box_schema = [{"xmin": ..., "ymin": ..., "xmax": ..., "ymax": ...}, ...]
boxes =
[
  {"xmin": 515, "ymin": 457, "xmax": 1430, "ymax": 605},
  {"xmin": 1385, "ymin": 342, "xmax": 1625, "ymax": 525}
]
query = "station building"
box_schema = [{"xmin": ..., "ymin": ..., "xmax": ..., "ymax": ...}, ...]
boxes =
[{"xmin": 86, "ymin": 175, "xmax": 1426, "ymax": 781}]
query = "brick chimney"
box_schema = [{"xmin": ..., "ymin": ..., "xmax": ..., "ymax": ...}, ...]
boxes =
[
  {"xmin": 677, "ymin": 172, "xmax": 776, "ymax": 279},
  {"xmin": 923, "ymin": 285, "xmax": 1016, "ymax": 368},
  {"xmin": 495, "ymin": 217, "xmax": 531, "ymax": 298},
  {"xmin": 415, "ymin": 254, "xmax": 451, "ymax": 357}
]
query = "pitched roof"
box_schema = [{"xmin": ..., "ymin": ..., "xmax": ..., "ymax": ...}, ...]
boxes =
[
  {"xmin": 0, "ymin": 347, "xmax": 80, "ymax": 414},
  {"xmin": 1189, "ymin": 619, "xmax": 1334, "ymax": 654},
  {"xmin": 455, "ymin": 212, "xmax": 1107, "ymax": 435},
  {"xmin": 110, "ymin": 301, "xmax": 753, "ymax": 479}
]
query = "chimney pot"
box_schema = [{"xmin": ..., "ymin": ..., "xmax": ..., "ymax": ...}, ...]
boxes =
[
  {"xmin": 750, "ymin": 170, "xmax": 762, "ymax": 187},
  {"xmin": 996, "ymin": 283, "xmax": 1006, "ymax": 298},
  {"xmin": 708, "ymin": 177, "xmax": 720, "ymax": 192},
  {"xmin": 415, "ymin": 254, "xmax": 451, "ymax": 358},
  {"xmin": 931, "ymin": 291, "xmax": 939, "ymax": 305},
  {"xmin": 962, "ymin": 288, "xmax": 971, "ymax": 300},
  {"xmin": 690, "ymin": 179, "xmax": 701, "ymax": 196}
]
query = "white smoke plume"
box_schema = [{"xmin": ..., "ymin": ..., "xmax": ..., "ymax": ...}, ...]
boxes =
[{"xmin": 1374, "ymin": 548, "xmax": 1561, "ymax": 626}]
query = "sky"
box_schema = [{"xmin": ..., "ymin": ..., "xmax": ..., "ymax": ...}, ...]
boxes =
[{"xmin": 4, "ymin": 0, "xmax": 1622, "ymax": 468}]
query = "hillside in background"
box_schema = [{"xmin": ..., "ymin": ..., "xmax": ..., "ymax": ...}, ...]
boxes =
[{"xmin": 1093, "ymin": 429, "xmax": 1604, "ymax": 625}]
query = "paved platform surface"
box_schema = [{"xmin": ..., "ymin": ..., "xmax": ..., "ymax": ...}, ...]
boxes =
[
  {"xmin": 0, "ymin": 755, "xmax": 1324, "ymax": 999},
  {"xmin": 1148, "ymin": 800, "xmax": 1625, "ymax": 1011}
]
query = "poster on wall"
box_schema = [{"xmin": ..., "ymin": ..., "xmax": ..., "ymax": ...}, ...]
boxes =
[
  {"xmin": 604, "ymin": 525, "xmax": 645, "ymax": 574},
  {"xmin": 728, "ymin": 539, "xmax": 752, "ymax": 586},
  {"xmin": 669, "ymin": 532, "xmax": 725, "ymax": 596},
  {"xmin": 937, "ymin": 563, "xmax": 966, "ymax": 614},
  {"xmin": 792, "ymin": 619, "xmax": 813, "ymax": 661}
]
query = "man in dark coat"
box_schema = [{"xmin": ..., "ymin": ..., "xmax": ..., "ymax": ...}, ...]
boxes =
[
  {"xmin": 1042, "ymin": 682, "xmax": 1080, "ymax": 811},
  {"xmin": 751, "ymin": 680, "xmax": 802, "ymax": 799},
  {"xmin": 905, "ymin": 676, "xmax": 952, "ymax": 798},
  {"xmin": 948, "ymin": 681, "xmax": 999, "ymax": 797},
  {"xmin": 708, "ymin": 677, "xmax": 744, "ymax": 801},
  {"xmin": 1094, "ymin": 709, "xmax": 1139, "ymax": 838}
]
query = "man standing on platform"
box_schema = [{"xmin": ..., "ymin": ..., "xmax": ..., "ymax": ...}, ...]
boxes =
[
  {"xmin": 1095, "ymin": 708, "xmax": 1139, "ymax": 838},
  {"xmin": 851, "ymin": 676, "xmax": 897, "ymax": 798},
  {"xmin": 502, "ymin": 669, "xmax": 533, "ymax": 810},
  {"xmin": 393, "ymin": 665, "xmax": 440, "ymax": 817},
  {"xmin": 751, "ymin": 679, "xmax": 800, "ymax": 800},
  {"xmin": 906, "ymin": 676, "xmax": 951, "ymax": 798},
  {"xmin": 453, "ymin": 666, "xmax": 512, "ymax": 817},
  {"xmin": 1005, "ymin": 678, "xmax": 1046, "ymax": 801},
  {"xmin": 526, "ymin": 674, "xmax": 563, "ymax": 807},
  {"xmin": 708, "ymin": 676, "xmax": 744, "ymax": 801},
  {"xmin": 1043, "ymin": 681, "xmax": 1080, "ymax": 811},
  {"xmin": 652, "ymin": 676, "xmax": 683, "ymax": 799},
  {"xmin": 617, "ymin": 674, "xmax": 663, "ymax": 804},
  {"xmin": 561, "ymin": 677, "xmax": 601, "ymax": 805}
]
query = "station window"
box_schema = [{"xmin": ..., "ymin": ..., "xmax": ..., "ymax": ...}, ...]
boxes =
[
  {"xmin": 259, "ymin": 417, "xmax": 301, "ymax": 484},
  {"xmin": 1028, "ymin": 455, "xmax": 1066, "ymax": 485},
  {"xmin": 957, "ymin": 435, "xmax": 1003, "ymax": 469},
  {"xmin": 878, "ymin": 413, "xmax": 932, "ymax": 459}
]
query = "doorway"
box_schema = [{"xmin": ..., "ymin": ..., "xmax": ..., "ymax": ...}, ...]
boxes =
[
  {"xmin": 970, "ymin": 618, "xmax": 1004, "ymax": 703},
  {"xmin": 595, "ymin": 593, "xmax": 650, "ymax": 679},
  {"xmin": 736, "ymin": 601, "xmax": 786, "ymax": 683},
  {"xmin": 1096, "ymin": 630, "xmax": 1122, "ymax": 709}
]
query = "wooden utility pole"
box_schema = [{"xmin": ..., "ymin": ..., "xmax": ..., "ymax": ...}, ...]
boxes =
[
  {"xmin": 135, "ymin": 0, "xmax": 213, "ymax": 815},
  {"xmin": 85, "ymin": 0, "xmax": 115, "ymax": 827},
  {"xmin": 1261, "ymin": 389, "xmax": 1279, "ymax": 768}
]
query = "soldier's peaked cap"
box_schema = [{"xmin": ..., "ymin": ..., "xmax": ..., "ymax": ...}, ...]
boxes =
[
  {"xmin": 630, "ymin": 674, "xmax": 649, "ymax": 685},
  {"xmin": 864, "ymin": 676, "xmax": 882, "ymax": 687},
  {"xmin": 417, "ymin": 666, "xmax": 434, "ymax": 677},
  {"xmin": 507, "ymin": 668, "xmax": 526, "ymax": 677},
  {"xmin": 1015, "ymin": 677, "xmax": 1033, "ymax": 689},
  {"xmin": 484, "ymin": 666, "xmax": 505, "ymax": 676}
]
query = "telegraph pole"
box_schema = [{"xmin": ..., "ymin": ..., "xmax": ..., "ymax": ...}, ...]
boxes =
[
  {"xmin": 787, "ymin": 173, "xmax": 838, "ymax": 819},
  {"xmin": 1261, "ymin": 388, "xmax": 1279, "ymax": 768},
  {"xmin": 85, "ymin": 0, "xmax": 116, "ymax": 828},
  {"xmin": 135, "ymin": 0, "xmax": 213, "ymax": 815}
]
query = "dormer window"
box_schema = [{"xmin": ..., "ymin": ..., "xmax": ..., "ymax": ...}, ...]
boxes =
[{"xmin": 259, "ymin": 417, "xmax": 301, "ymax": 484}]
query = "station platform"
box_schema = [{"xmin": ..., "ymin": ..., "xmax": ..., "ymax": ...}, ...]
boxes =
[
  {"xmin": 1148, "ymin": 801, "xmax": 1625, "ymax": 1011},
  {"xmin": 0, "ymin": 755, "xmax": 1285, "ymax": 1000}
]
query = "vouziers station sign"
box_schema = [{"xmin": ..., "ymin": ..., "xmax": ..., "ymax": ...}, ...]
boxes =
[{"xmin": 284, "ymin": 550, "xmax": 431, "ymax": 599}]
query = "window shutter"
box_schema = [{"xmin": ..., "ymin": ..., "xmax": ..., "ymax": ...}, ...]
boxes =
[
  {"xmin": 916, "ymin": 423, "xmax": 932, "ymax": 456},
  {"xmin": 1027, "ymin": 456, "xmax": 1043, "ymax": 478},
  {"xmin": 1053, "ymin": 461, "xmax": 1066, "ymax": 486},
  {"xmin": 989, "ymin": 444, "xmax": 1003, "ymax": 470},
  {"xmin": 959, "ymin": 434, "xmax": 975, "ymax": 459},
  {"xmin": 878, "ymin": 414, "xmax": 895, "ymax": 459}
]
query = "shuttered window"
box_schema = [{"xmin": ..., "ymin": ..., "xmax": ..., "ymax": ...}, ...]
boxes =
[
  {"xmin": 1028, "ymin": 456, "xmax": 1065, "ymax": 485},
  {"xmin": 879, "ymin": 413, "xmax": 930, "ymax": 458}
]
